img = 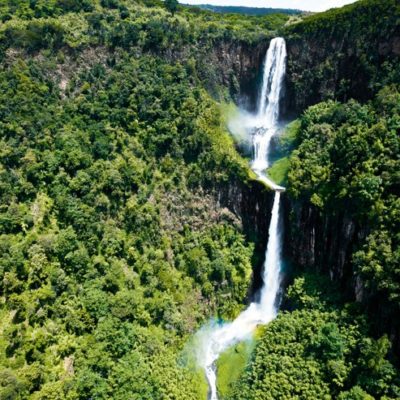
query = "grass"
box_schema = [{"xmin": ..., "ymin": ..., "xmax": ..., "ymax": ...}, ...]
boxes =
[
  {"xmin": 194, "ymin": 369, "xmax": 209, "ymax": 400},
  {"xmin": 279, "ymin": 118, "xmax": 301, "ymax": 155},
  {"xmin": 267, "ymin": 156, "xmax": 290, "ymax": 186},
  {"xmin": 267, "ymin": 119, "xmax": 301, "ymax": 186},
  {"xmin": 216, "ymin": 339, "xmax": 255, "ymax": 398},
  {"xmin": 216, "ymin": 326, "xmax": 265, "ymax": 398}
]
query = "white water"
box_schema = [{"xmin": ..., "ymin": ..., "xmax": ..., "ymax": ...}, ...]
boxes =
[
  {"xmin": 252, "ymin": 37, "xmax": 286, "ymax": 187},
  {"xmin": 198, "ymin": 38, "xmax": 287, "ymax": 400}
]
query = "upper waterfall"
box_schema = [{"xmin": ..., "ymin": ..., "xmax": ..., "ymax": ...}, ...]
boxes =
[
  {"xmin": 197, "ymin": 37, "xmax": 287, "ymax": 400},
  {"xmin": 252, "ymin": 37, "xmax": 286, "ymax": 183},
  {"xmin": 257, "ymin": 37, "xmax": 287, "ymax": 125}
]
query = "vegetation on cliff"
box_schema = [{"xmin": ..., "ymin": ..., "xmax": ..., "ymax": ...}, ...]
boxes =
[
  {"xmin": 227, "ymin": 274, "xmax": 400, "ymax": 399},
  {"xmin": 0, "ymin": 1, "xmax": 293, "ymax": 398},
  {"xmin": 0, "ymin": 46, "xmax": 258, "ymax": 399},
  {"xmin": 283, "ymin": 0, "xmax": 400, "ymax": 110},
  {"xmin": 287, "ymin": 85, "xmax": 400, "ymax": 347},
  {"xmin": 1, "ymin": 0, "xmax": 399, "ymax": 399},
  {"xmin": 219, "ymin": 2, "xmax": 400, "ymax": 398},
  {"xmin": 0, "ymin": 0, "xmax": 290, "ymax": 50}
]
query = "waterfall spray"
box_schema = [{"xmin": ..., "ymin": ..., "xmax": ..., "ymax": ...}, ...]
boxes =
[{"xmin": 198, "ymin": 38, "xmax": 287, "ymax": 400}]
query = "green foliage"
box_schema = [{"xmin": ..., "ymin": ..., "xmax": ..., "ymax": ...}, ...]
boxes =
[
  {"xmin": 194, "ymin": 5, "xmax": 300, "ymax": 16},
  {"xmin": 0, "ymin": 28, "xmax": 256, "ymax": 397},
  {"xmin": 226, "ymin": 274, "xmax": 400, "ymax": 400},
  {"xmin": 0, "ymin": 4, "xmax": 286, "ymax": 395},
  {"xmin": 164, "ymin": 0, "xmax": 178, "ymax": 15},
  {"xmin": 284, "ymin": 0, "xmax": 400, "ymax": 108},
  {"xmin": 216, "ymin": 339, "xmax": 256, "ymax": 398},
  {"xmin": 0, "ymin": 0, "xmax": 289, "ymax": 54},
  {"xmin": 266, "ymin": 119, "xmax": 300, "ymax": 185},
  {"xmin": 286, "ymin": 0, "xmax": 399, "ymax": 38},
  {"xmin": 338, "ymin": 386, "xmax": 374, "ymax": 400},
  {"xmin": 0, "ymin": 1, "xmax": 399, "ymax": 399},
  {"xmin": 267, "ymin": 156, "xmax": 289, "ymax": 186},
  {"xmin": 287, "ymin": 87, "xmax": 400, "ymax": 330}
]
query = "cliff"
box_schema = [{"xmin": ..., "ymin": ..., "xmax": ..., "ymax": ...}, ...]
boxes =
[
  {"xmin": 202, "ymin": 39, "xmax": 269, "ymax": 109},
  {"xmin": 282, "ymin": 197, "xmax": 368, "ymax": 298},
  {"xmin": 211, "ymin": 176, "xmax": 274, "ymax": 295},
  {"xmin": 283, "ymin": 0, "xmax": 400, "ymax": 113},
  {"xmin": 283, "ymin": 195, "xmax": 400, "ymax": 354},
  {"xmin": 276, "ymin": 0, "xmax": 400, "ymax": 332}
]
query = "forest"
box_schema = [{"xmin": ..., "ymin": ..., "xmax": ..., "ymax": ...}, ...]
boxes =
[
  {"xmin": 189, "ymin": 5, "xmax": 301, "ymax": 16},
  {"xmin": 0, "ymin": 0, "xmax": 399, "ymax": 399}
]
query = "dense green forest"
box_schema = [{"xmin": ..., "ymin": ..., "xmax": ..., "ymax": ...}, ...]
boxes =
[
  {"xmin": 0, "ymin": 0, "xmax": 399, "ymax": 399},
  {"xmin": 0, "ymin": 0, "xmax": 290, "ymax": 46},
  {"xmin": 284, "ymin": 0, "xmax": 400, "ymax": 110},
  {"xmin": 224, "ymin": 1, "xmax": 400, "ymax": 398},
  {"xmin": 0, "ymin": 1, "xmax": 290, "ymax": 398},
  {"xmin": 0, "ymin": 53, "xmax": 253, "ymax": 398},
  {"xmin": 224, "ymin": 87, "xmax": 400, "ymax": 398},
  {"xmin": 227, "ymin": 273, "xmax": 400, "ymax": 399},
  {"xmin": 189, "ymin": 5, "xmax": 301, "ymax": 16}
]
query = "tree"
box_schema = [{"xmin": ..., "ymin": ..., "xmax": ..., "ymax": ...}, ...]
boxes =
[{"xmin": 164, "ymin": 0, "xmax": 178, "ymax": 15}]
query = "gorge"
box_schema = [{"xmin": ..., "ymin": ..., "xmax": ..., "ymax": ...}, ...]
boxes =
[
  {"xmin": 200, "ymin": 37, "xmax": 287, "ymax": 400},
  {"xmin": 0, "ymin": 1, "xmax": 399, "ymax": 399}
]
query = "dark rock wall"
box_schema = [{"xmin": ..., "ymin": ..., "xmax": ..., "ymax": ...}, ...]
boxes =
[
  {"xmin": 282, "ymin": 197, "xmax": 369, "ymax": 298},
  {"xmin": 283, "ymin": 13, "xmax": 400, "ymax": 114},
  {"xmin": 197, "ymin": 38, "xmax": 271, "ymax": 110},
  {"xmin": 282, "ymin": 194, "xmax": 400, "ymax": 353},
  {"xmin": 216, "ymin": 178, "xmax": 275, "ymax": 295}
]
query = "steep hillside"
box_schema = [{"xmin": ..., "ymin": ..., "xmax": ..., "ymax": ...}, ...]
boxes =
[
  {"xmin": 279, "ymin": 0, "xmax": 400, "ymax": 349},
  {"xmin": 1, "ymin": 0, "xmax": 399, "ymax": 399},
  {"xmin": 0, "ymin": 0, "xmax": 294, "ymax": 111},
  {"xmin": 188, "ymin": 5, "xmax": 301, "ymax": 16},
  {"xmin": 220, "ymin": 2, "xmax": 400, "ymax": 399},
  {"xmin": 284, "ymin": 0, "xmax": 400, "ymax": 113},
  {"xmin": 286, "ymin": 87, "xmax": 400, "ymax": 340},
  {"xmin": 263, "ymin": 0, "xmax": 400, "ymax": 378},
  {"xmin": 0, "ymin": 1, "xmax": 288, "ymax": 398}
]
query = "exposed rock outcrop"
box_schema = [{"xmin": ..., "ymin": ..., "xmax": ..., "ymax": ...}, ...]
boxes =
[
  {"xmin": 216, "ymin": 178, "xmax": 275, "ymax": 294},
  {"xmin": 197, "ymin": 38, "xmax": 271, "ymax": 109},
  {"xmin": 282, "ymin": 197, "xmax": 369, "ymax": 298},
  {"xmin": 283, "ymin": 3, "xmax": 400, "ymax": 114},
  {"xmin": 283, "ymin": 195, "xmax": 400, "ymax": 355}
]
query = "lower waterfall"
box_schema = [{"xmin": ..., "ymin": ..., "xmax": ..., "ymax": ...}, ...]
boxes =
[
  {"xmin": 197, "ymin": 37, "xmax": 287, "ymax": 400},
  {"xmin": 203, "ymin": 192, "xmax": 283, "ymax": 400}
]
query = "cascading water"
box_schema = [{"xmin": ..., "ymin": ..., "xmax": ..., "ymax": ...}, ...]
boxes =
[
  {"xmin": 252, "ymin": 37, "xmax": 286, "ymax": 190},
  {"xmin": 198, "ymin": 38, "xmax": 287, "ymax": 400}
]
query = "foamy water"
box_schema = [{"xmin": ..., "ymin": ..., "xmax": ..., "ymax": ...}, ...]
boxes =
[{"xmin": 197, "ymin": 38, "xmax": 287, "ymax": 400}]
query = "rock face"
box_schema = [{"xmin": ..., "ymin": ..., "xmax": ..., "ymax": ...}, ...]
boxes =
[
  {"xmin": 216, "ymin": 178, "xmax": 275, "ymax": 294},
  {"xmin": 197, "ymin": 38, "xmax": 271, "ymax": 109},
  {"xmin": 284, "ymin": 33, "xmax": 400, "ymax": 113},
  {"xmin": 189, "ymin": 38, "xmax": 277, "ymax": 292},
  {"xmin": 282, "ymin": 197, "xmax": 369, "ymax": 298},
  {"xmin": 283, "ymin": 7, "xmax": 400, "ymax": 114},
  {"xmin": 275, "ymin": 1, "xmax": 399, "ymax": 305},
  {"xmin": 283, "ymin": 197, "xmax": 399, "ymax": 350},
  {"xmin": 160, "ymin": 36, "xmax": 272, "ymax": 109}
]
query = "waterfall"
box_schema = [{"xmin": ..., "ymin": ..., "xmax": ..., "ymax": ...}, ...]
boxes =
[
  {"xmin": 252, "ymin": 37, "xmax": 286, "ymax": 180},
  {"xmin": 257, "ymin": 37, "xmax": 287, "ymax": 125},
  {"xmin": 198, "ymin": 38, "xmax": 287, "ymax": 400}
]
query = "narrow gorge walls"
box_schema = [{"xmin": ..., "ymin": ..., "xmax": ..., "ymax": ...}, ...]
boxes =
[
  {"xmin": 198, "ymin": 37, "xmax": 287, "ymax": 400},
  {"xmin": 283, "ymin": 0, "xmax": 400, "ymax": 113},
  {"xmin": 196, "ymin": 39, "xmax": 270, "ymax": 108},
  {"xmin": 283, "ymin": 199, "xmax": 368, "ymax": 298}
]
